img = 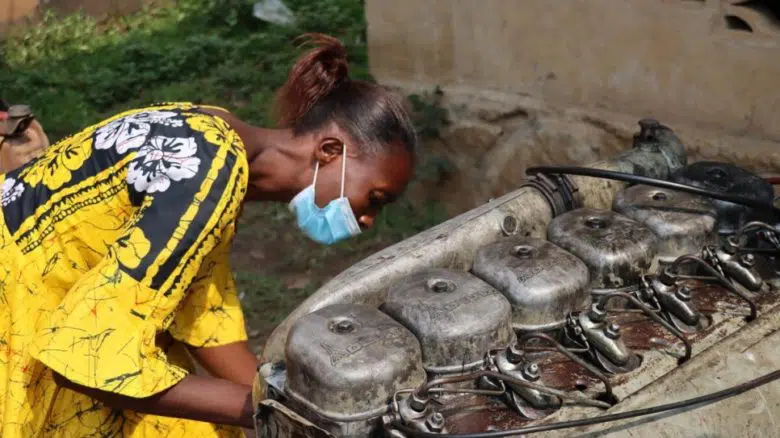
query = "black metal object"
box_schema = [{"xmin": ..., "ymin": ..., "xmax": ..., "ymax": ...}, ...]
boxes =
[{"xmin": 671, "ymin": 161, "xmax": 775, "ymax": 235}]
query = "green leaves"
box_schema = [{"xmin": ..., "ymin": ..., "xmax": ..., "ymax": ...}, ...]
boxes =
[{"xmin": 1, "ymin": 0, "xmax": 369, "ymax": 141}]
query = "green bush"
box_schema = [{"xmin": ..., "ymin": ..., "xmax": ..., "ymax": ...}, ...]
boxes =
[{"xmin": 1, "ymin": 0, "xmax": 371, "ymax": 141}]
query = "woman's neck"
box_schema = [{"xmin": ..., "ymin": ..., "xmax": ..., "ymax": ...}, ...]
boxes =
[{"xmin": 201, "ymin": 108, "xmax": 309, "ymax": 202}]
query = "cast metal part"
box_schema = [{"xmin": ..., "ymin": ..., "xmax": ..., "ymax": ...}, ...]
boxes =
[
  {"xmin": 493, "ymin": 347, "xmax": 562, "ymax": 419},
  {"xmin": 613, "ymin": 184, "xmax": 718, "ymax": 265},
  {"xmin": 569, "ymin": 305, "xmax": 641, "ymax": 374},
  {"xmin": 382, "ymin": 268, "xmax": 515, "ymax": 374},
  {"xmin": 283, "ymin": 304, "xmax": 425, "ymax": 436},
  {"xmin": 645, "ymin": 277, "xmax": 705, "ymax": 333},
  {"xmin": 471, "ymin": 237, "xmax": 591, "ymax": 332},
  {"xmin": 548, "ymin": 208, "xmax": 659, "ymax": 291},
  {"xmin": 671, "ymin": 161, "xmax": 775, "ymax": 235}
]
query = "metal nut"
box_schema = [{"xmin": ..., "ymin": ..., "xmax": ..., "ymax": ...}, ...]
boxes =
[
  {"xmin": 588, "ymin": 302, "xmax": 608, "ymax": 323},
  {"xmin": 506, "ymin": 344, "xmax": 525, "ymax": 364},
  {"xmin": 740, "ymin": 253, "xmax": 756, "ymax": 268},
  {"xmin": 426, "ymin": 412, "xmax": 445, "ymax": 432},
  {"xmin": 604, "ymin": 323, "xmax": 621, "ymax": 340},
  {"xmin": 409, "ymin": 393, "xmax": 428, "ymax": 412},
  {"xmin": 522, "ymin": 362, "xmax": 541, "ymax": 381},
  {"xmin": 675, "ymin": 286, "xmax": 693, "ymax": 302}
]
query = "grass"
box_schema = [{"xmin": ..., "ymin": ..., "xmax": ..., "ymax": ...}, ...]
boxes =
[{"xmin": 1, "ymin": 0, "xmax": 451, "ymax": 352}]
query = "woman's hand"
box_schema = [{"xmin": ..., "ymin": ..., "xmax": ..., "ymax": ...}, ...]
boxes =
[{"xmin": 53, "ymin": 372, "xmax": 254, "ymax": 428}]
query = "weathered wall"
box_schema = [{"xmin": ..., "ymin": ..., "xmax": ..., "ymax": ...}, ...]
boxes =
[
  {"xmin": 366, "ymin": 0, "xmax": 780, "ymax": 141},
  {"xmin": 367, "ymin": 0, "xmax": 780, "ymax": 215}
]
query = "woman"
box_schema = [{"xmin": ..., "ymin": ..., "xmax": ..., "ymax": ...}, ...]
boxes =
[{"xmin": 0, "ymin": 34, "xmax": 416, "ymax": 437}]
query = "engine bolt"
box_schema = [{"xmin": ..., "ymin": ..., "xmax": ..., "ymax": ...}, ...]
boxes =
[
  {"xmin": 675, "ymin": 286, "xmax": 693, "ymax": 302},
  {"xmin": 409, "ymin": 393, "xmax": 428, "ymax": 412},
  {"xmin": 604, "ymin": 323, "xmax": 621, "ymax": 340},
  {"xmin": 506, "ymin": 344, "xmax": 525, "ymax": 364},
  {"xmin": 426, "ymin": 412, "xmax": 445, "ymax": 432},
  {"xmin": 522, "ymin": 362, "xmax": 541, "ymax": 381},
  {"xmin": 740, "ymin": 253, "xmax": 756, "ymax": 268},
  {"xmin": 588, "ymin": 303, "xmax": 607, "ymax": 323}
]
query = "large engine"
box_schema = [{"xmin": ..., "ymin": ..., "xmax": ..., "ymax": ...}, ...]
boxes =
[{"xmin": 253, "ymin": 119, "xmax": 780, "ymax": 437}]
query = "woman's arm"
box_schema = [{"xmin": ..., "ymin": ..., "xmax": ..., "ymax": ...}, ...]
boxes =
[
  {"xmin": 189, "ymin": 341, "xmax": 259, "ymax": 387},
  {"xmin": 53, "ymin": 372, "xmax": 254, "ymax": 428}
]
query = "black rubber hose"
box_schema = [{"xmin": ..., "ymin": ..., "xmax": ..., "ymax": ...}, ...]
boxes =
[
  {"xmin": 393, "ymin": 368, "xmax": 780, "ymax": 437},
  {"xmin": 525, "ymin": 166, "xmax": 780, "ymax": 217}
]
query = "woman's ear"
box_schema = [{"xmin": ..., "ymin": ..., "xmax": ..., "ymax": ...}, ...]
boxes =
[{"xmin": 314, "ymin": 138, "xmax": 345, "ymax": 166}]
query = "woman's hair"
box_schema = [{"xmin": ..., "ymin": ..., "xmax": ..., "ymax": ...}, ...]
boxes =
[{"xmin": 274, "ymin": 34, "xmax": 417, "ymax": 156}]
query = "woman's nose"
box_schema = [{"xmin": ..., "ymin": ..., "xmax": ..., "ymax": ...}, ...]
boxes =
[{"xmin": 358, "ymin": 214, "xmax": 375, "ymax": 229}]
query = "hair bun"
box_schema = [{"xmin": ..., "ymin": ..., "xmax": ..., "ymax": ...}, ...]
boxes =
[{"xmin": 274, "ymin": 33, "xmax": 351, "ymax": 127}]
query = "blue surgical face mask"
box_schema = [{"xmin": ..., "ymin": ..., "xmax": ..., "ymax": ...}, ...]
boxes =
[{"xmin": 289, "ymin": 144, "xmax": 362, "ymax": 245}]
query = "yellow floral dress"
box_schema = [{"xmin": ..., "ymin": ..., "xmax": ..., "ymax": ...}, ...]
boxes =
[{"xmin": 0, "ymin": 102, "xmax": 249, "ymax": 437}]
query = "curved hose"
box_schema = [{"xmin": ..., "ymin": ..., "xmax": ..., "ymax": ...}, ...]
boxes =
[
  {"xmin": 526, "ymin": 166, "xmax": 780, "ymax": 216},
  {"xmin": 392, "ymin": 369, "xmax": 780, "ymax": 437}
]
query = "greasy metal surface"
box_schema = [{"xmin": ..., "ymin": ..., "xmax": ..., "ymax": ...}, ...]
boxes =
[
  {"xmin": 533, "ymin": 284, "xmax": 780, "ymax": 438},
  {"xmin": 261, "ymin": 137, "xmax": 686, "ymax": 365},
  {"xmin": 283, "ymin": 304, "xmax": 425, "ymax": 422},
  {"xmin": 382, "ymin": 268, "xmax": 515, "ymax": 373},
  {"xmin": 471, "ymin": 237, "xmax": 591, "ymax": 331},
  {"xmin": 672, "ymin": 161, "xmax": 775, "ymax": 235},
  {"xmin": 548, "ymin": 208, "xmax": 659, "ymax": 289},
  {"xmin": 439, "ymin": 280, "xmax": 780, "ymax": 435},
  {"xmin": 613, "ymin": 184, "xmax": 718, "ymax": 264}
]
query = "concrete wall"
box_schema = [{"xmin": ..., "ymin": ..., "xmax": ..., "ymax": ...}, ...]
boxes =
[{"xmin": 366, "ymin": 0, "xmax": 780, "ymax": 142}]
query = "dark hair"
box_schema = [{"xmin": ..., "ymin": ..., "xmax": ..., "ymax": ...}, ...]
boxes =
[{"xmin": 274, "ymin": 34, "xmax": 417, "ymax": 156}]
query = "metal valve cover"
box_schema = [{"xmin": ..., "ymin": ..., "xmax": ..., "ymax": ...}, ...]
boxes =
[
  {"xmin": 671, "ymin": 161, "xmax": 775, "ymax": 235},
  {"xmin": 284, "ymin": 304, "xmax": 425, "ymax": 421},
  {"xmin": 548, "ymin": 208, "xmax": 659, "ymax": 290},
  {"xmin": 382, "ymin": 268, "xmax": 515, "ymax": 374},
  {"xmin": 471, "ymin": 237, "xmax": 591, "ymax": 332},
  {"xmin": 613, "ymin": 185, "xmax": 718, "ymax": 264}
]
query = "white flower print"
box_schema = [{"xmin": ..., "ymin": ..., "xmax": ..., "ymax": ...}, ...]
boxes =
[
  {"xmin": 1, "ymin": 177, "xmax": 24, "ymax": 207},
  {"xmin": 132, "ymin": 111, "xmax": 183, "ymax": 127},
  {"xmin": 95, "ymin": 111, "xmax": 182, "ymax": 154},
  {"xmin": 126, "ymin": 136, "xmax": 201, "ymax": 193}
]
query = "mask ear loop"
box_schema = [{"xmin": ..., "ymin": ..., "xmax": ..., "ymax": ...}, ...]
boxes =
[
  {"xmin": 311, "ymin": 159, "xmax": 320, "ymax": 197},
  {"xmin": 339, "ymin": 143, "xmax": 347, "ymax": 199}
]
